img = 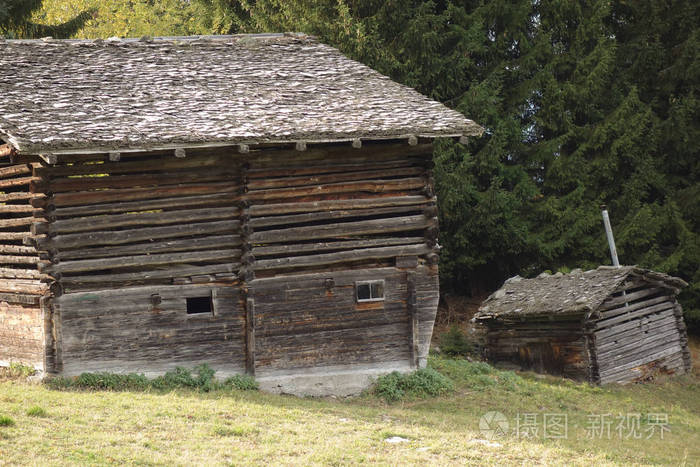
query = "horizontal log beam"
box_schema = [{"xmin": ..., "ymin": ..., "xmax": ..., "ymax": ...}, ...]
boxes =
[
  {"xmin": 599, "ymin": 287, "xmax": 667, "ymax": 309},
  {"xmin": 0, "ymin": 254, "xmax": 39, "ymax": 265},
  {"xmin": 0, "ymin": 176, "xmax": 37, "ymax": 189},
  {"xmin": 0, "ymin": 192, "xmax": 43, "ymax": 203},
  {"xmin": 0, "ymin": 279, "xmax": 47, "ymax": 295},
  {"xmin": 0, "ymin": 292, "xmax": 40, "ymax": 305},
  {"xmin": 595, "ymin": 301, "xmax": 676, "ymax": 330},
  {"xmin": 251, "ymin": 215, "xmax": 433, "ymax": 244},
  {"xmin": 49, "ymin": 206, "xmax": 240, "ymax": 235},
  {"xmin": 45, "ymin": 249, "xmax": 242, "ymax": 274},
  {"xmin": 0, "ymin": 204, "xmax": 35, "ymax": 213},
  {"xmin": 247, "ymin": 167, "xmax": 423, "ymax": 190},
  {"xmin": 45, "ymin": 181, "xmax": 241, "ymax": 208},
  {"xmin": 0, "ymin": 267, "xmax": 48, "ymax": 280},
  {"xmin": 57, "ymin": 235, "xmax": 242, "ymax": 261},
  {"xmin": 254, "ymin": 244, "xmax": 431, "ymax": 270},
  {"xmin": 0, "ymin": 244, "xmax": 36, "ymax": 255},
  {"xmin": 0, "ymin": 217, "xmax": 34, "ymax": 229},
  {"xmin": 60, "ymin": 263, "xmax": 240, "ymax": 287},
  {"xmin": 52, "ymin": 192, "xmax": 237, "ymax": 218},
  {"xmin": 0, "ymin": 164, "xmax": 31, "ymax": 178},
  {"xmin": 0, "ymin": 232, "xmax": 29, "ymax": 241},
  {"xmin": 33, "ymin": 154, "xmax": 233, "ymax": 177},
  {"xmin": 254, "ymin": 237, "xmax": 425, "ymax": 257},
  {"xmin": 38, "ymin": 219, "xmax": 241, "ymax": 250},
  {"xmin": 250, "ymin": 205, "xmax": 427, "ymax": 229},
  {"xmin": 246, "ymin": 178, "xmax": 425, "ymax": 201},
  {"xmin": 249, "ymin": 195, "xmax": 432, "ymax": 216},
  {"xmin": 48, "ymin": 170, "xmax": 238, "ymax": 193}
]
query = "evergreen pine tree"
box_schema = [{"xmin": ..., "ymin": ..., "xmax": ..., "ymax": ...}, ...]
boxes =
[{"xmin": 0, "ymin": 0, "xmax": 92, "ymax": 38}]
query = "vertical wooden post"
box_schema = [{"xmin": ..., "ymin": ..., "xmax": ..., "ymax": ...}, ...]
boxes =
[
  {"xmin": 407, "ymin": 272, "xmax": 419, "ymax": 368},
  {"xmin": 245, "ymin": 296, "xmax": 256, "ymax": 376}
]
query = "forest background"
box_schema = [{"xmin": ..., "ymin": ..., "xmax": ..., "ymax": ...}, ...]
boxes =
[{"xmin": 2, "ymin": 0, "xmax": 698, "ymax": 329}]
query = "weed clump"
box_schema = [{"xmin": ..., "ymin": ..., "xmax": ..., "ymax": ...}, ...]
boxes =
[
  {"xmin": 26, "ymin": 406, "xmax": 47, "ymax": 417},
  {"xmin": 373, "ymin": 368, "xmax": 454, "ymax": 403},
  {"xmin": 0, "ymin": 415, "xmax": 15, "ymax": 427},
  {"xmin": 44, "ymin": 364, "xmax": 258, "ymax": 393}
]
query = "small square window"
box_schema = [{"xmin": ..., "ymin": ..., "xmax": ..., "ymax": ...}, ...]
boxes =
[
  {"xmin": 186, "ymin": 296, "xmax": 212, "ymax": 315},
  {"xmin": 356, "ymin": 280, "xmax": 385, "ymax": 302}
]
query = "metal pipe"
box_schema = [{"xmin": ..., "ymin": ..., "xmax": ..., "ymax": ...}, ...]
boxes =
[{"xmin": 601, "ymin": 205, "xmax": 620, "ymax": 267}]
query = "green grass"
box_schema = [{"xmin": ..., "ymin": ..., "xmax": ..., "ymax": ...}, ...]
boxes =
[{"xmin": 0, "ymin": 354, "xmax": 698, "ymax": 465}]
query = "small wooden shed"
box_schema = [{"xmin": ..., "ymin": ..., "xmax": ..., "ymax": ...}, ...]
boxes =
[
  {"xmin": 0, "ymin": 34, "xmax": 482, "ymax": 395},
  {"xmin": 474, "ymin": 266, "xmax": 692, "ymax": 384}
]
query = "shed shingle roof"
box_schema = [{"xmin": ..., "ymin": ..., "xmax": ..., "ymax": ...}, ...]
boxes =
[
  {"xmin": 475, "ymin": 266, "xmax": 688, "ymax": 320},
  {"xmin": 0, "ymin": 33, "xmax": 482, "ymax": 155}
]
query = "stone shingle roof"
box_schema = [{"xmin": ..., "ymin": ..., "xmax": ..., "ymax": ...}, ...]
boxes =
[
  {"xmin": 0, "ymin": 33, "xmax": 482, "ymax": 155},
  {"xmin": 475, "ymin": 266, "xmax": 688, "ymax": 320}
]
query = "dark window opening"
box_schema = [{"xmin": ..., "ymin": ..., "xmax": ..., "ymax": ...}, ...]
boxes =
[
  {"xmin": 187, "ymin": 296, "xmax": 212, "ymax": 315},
  {"xmin": 356, "ymin": 280, "xmax": 385, "ymax": 302}
]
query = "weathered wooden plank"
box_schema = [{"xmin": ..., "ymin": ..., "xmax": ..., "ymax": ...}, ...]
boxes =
[
  {"xmin": 599, "ymin": 287, "xmax": 667, "ymax": 310},
  {"xmin": 0, "ymin": 192, "xmax": 42, "ymax": 203},
  {"xmin": 47, "ymin": 181, "xmax": 241, "ymax": 208},
  {"xmin": 407, "ymin": 272, "xmax": 419, "ymax": 368},
  {"xmin": 33, "ymin": 154, "xmax": 235, "ymax": 178},
  {"xmin": 57, "ymin": 235, "xmax": 242, "ymax": 261},
  {"xmin": 0, "ymin": 232, "xmax": 28, "ymax": 241},
  {"xmin": 0, "ymin": 176, "xmax": 35, "ymax": 189},
  {"xmin": 598, "ymin": 344, "xmax": 684, "ymax": 379},
  {"xmin": 0, "ymin": 217, "xmax": 35, "ymax": 228},
  {"xmin": 249, "ymin": 142, "xmax": 431, "ymax": 167},
  {"xmin": 39, "ymin": 219, "xmax": 241, "ymax": 249},
  {"xmin": 0, "ymin": 204, "xmax": 35, "ymax": 213},
  {"xmin": 0, "ymin": 292, "xmax": 40, "ymax": 305},
  {"xmin": 247, "ymin": 167, "xmax": 424, "ymax": 190},
  {"xmin": 52, "ymin": 193, "xmax": 237, "ymax": 218},
  {"xmin": 595, "ymin": 301, "xmax": 676, "ymax": 330},
  {"xmin": 0, "ymin": 254, "xmax": 39, "ymax": 265},
  {"xmin": 598, "ymin": 294, "xmax": 672, "ymax": 319},
  {"xmin": 246, "ymin": 178, "xmax": 425, "ymax": 201},
  {"xmin": 0, "ymin": 280, "xmax": 46, "ymax": 295},
  {"xmin": 0, "ymin": 267, "xmax": 47, "ymax": 280},
  {"xmin": 49, "ymin": 170, "xmax": 239, "ymax": 193},
  {"xmin": 254, "ymin": 244, "xmax": 431, "ymax": 271},
  {"xmin": 596, "ymin": 325, "xmax": 681, "ymax": 358},
  {"xmin": 248, "ymin": 158, "xmax": 423, "ymax": 179},
  {"xmin": 246, "ymin": 297, "xmax": 256, "ymax": 377},
  {"xmin": 61, "ymin": 264, "xmax": 240, "ymax": 287},
  {"xmin": 251, "ymin": 215, "xmax": 433, "ymax": 244},
  {"xmin": 250, "ymin": 205, "xmax": 426, "ymax": 229},
  {"xmin": 0, "ymin": 164, "xmax": 31, "ymax": 178},
  {"xmin": 0, "ymin": 244, "xmax": 36, "ymax": 255},
  {"xmin": 253, "ymin": 237, "xmax": 424, "ymax": 257},
  {"xmin": 594, "ymin": 309, "xmax": 676, "ymax": 340},
  {"xmin": 249, "ymin": 195, "xmax": 432, "ymax": 216},
  {"xmin": 49, "ymin": 206, "xmax": 240, "ymax": 235},
  {"xmin": 45, "ymin": 249, "xmax": 241, "ymax": 274}
]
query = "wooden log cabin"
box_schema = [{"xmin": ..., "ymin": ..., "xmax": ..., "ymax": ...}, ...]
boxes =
[
  {"xmin": 474, "ymin": 266, "xmax": 692, "ymax": 384},
  {"xmin": 0, "ymin": 34, "xmax": 482, "ymax": 395}
]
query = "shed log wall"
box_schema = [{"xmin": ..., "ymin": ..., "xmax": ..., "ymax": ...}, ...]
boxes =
[
  {"xmin": 481, "ymin": 316, "xmax": 589, "ymax": 380},
  {"xmin": 0, "ymin": 149, "xmax": 47, "ymax": 370},
  {"xmin": 593, "ymin": 279, "xmax": 690, "ymax": 384}
]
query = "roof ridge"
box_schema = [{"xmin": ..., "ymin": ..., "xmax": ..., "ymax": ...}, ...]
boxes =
[{"xmin": 0, "ymin": 32, "xmax": 313, "ymax": 45}]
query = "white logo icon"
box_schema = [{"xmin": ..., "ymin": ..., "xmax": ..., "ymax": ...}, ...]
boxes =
[{"xmin": 480, "ymin": 411, "xmax": 509, "ymax": 439}]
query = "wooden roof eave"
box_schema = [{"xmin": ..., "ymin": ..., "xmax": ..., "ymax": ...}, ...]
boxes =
[{"xmin": 11, "ymin": 132, "xmax": 482, "ymax": 165}]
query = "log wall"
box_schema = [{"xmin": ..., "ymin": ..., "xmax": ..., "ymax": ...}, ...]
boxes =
[
  {"xmin": 480, "ymin": 315, "xmax": 589, "ymax": 380},
  {"xmin": 593, "ymin": 279, "xmax": 691, "ymax": 384},
  {"xmin": 0, "ymin": 145, "xmax": 47, "ymax": 370},
  {"xmin": 8, "ymin": 141, "xmax": 441, "ymax": 377}
]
